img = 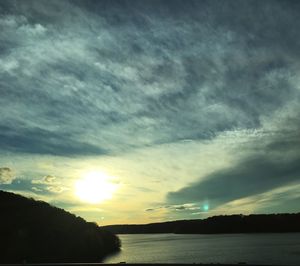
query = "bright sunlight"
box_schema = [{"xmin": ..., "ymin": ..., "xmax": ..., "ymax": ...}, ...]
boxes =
[{"xmin": 75, "ymin": 171, "xmax": 118, "ymax": 204}]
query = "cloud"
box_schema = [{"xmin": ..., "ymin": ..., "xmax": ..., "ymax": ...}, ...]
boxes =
[
  {"xmin": 1, "ymin": 0, "xmax": 300, "ymax": 157},
  {"xmin": 167, "ymin": 155, "xmax": 300, "ymax": 206},
  {"xmin": 31, "ymin": 186, "xmax": 43, "ymax": 192},
  {"xmin": 32, "ymin": 175, "xmax": 58, "ymax": 185},
  {"xmin": 31, "ymin": 175, "xmax": 68, "ymax": 194},
  {"xmin": 0, "ymin": 124, "xmax": 108, "ymax": 156},
  {"xmin": 145, "ymin": 208, "xmax": 155, "ymax": 212},
  {"xmin": 46, "ymin": 185, "xmax": 67, "ymax": 194},
  {"xmin": 208, "ymin": 182, "xmax": 300, "ymax": 216},
  {"xmin": 145, "ymin": 203, "xmax": 200, "ymax": 212},
  {"xmin": 0, "ymin": 167, "xmax": 15, "ymax": 184},
  {"xmin": 44, "ymin": 175, "xmax": 56, "ymax": 183},
  {"xmin": 166, "ymin": 106, "xmax": 300, "ymax": 211}
]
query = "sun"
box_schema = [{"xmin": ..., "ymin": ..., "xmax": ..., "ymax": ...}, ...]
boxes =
[{"xmin": 75, "ymin": 171, "xmax": 118, "ymax": 204}]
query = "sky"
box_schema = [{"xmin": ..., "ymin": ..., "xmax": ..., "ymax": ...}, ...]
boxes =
[{"xmin": 0, "ymin": 0, "xmax": 300, "ymax": 225}]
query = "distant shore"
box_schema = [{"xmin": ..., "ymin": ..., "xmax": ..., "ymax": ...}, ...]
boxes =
[{"xmin": 102, "ymin": 213, "xmax": 300, "ymax": 234}]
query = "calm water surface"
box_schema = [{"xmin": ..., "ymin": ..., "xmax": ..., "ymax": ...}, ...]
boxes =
[{"xmin": 105, "ymin": 233, "xmax": 300, "ymax": 265}]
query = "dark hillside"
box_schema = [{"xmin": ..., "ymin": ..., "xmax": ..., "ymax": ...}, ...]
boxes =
[{"xmin": 0, "ymin": 190, "xmax": 120, "ymax": 263}]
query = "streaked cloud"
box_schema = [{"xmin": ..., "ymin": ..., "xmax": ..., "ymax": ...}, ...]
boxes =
[{"xmin": 167, "ymin": 104, "xmax": 300, "ymax": 214}]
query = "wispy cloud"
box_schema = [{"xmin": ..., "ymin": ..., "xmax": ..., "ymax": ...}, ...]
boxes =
[{"xmin": 1, "ymin": 0, "xmax": 300, "ymax": 157}]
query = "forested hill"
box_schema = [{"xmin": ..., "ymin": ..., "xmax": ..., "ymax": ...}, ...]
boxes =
[
  {"xmin": 0, "ymin": 190, "xmax": 120, "ymax": 263},
  {"xmin": 102, "ymin": 213, "xmax": 300, "ymax": 234}
]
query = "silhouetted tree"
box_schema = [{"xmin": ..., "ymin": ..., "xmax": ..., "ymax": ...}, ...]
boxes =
[{"xmin": 0, "ymin": 190, "xmax": 120, "ymax": 263}]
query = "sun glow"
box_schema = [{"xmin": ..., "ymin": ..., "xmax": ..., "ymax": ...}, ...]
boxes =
[{"xmin": 75, "ymin": 171, "xmax": 118, "ymax": 204}]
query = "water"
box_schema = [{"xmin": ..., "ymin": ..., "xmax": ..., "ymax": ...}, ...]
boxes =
[{"xmin": 104, "ymin": 233, "xmax": 300, "ymax": 265}]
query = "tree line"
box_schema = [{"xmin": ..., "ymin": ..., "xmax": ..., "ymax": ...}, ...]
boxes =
[{"xmin": 102, "ymin": 213, "xmax": 300, "ymax": 234}]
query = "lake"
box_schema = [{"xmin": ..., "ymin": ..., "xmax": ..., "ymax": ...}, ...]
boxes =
[{"xmin": 104, "ymin": 233, "xmax": 300, "ymax": 265}]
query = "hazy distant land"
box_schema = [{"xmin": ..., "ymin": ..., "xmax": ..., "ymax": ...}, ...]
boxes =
[
  {"xmin": 0, "ymin": 190, "xmax": 120, "ymax": 263},
  {"xmin": 102, "ymin": 213, "xmax": 300, "ymax": 234}
]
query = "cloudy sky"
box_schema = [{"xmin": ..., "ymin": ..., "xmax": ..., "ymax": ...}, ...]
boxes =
[{"xmin": 1, "ymin": 0, "xmax": 300, "ymax": 225}]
